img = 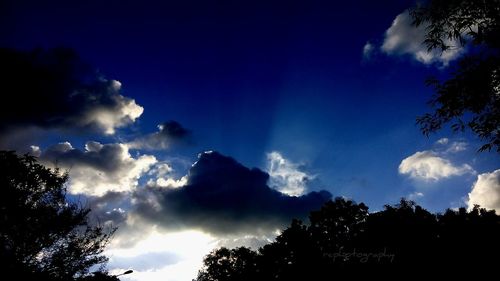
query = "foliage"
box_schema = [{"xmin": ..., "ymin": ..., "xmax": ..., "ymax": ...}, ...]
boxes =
[
  {"xmin": 0, "ymin": 151, "xmax": 115, "ymax": 281},
  {"xmin": 196, "ymin": 197, "xmax": 500, "ymax": 280},
  {"xmin": 410, "ymin": 0, "xmax": 500, "ymax": 152},
  {"xmin": 196, "ymin": 247, "xmax": 258, "ymax": 281}
]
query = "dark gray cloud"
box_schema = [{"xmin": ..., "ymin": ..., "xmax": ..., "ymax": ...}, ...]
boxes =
[
  {"xmin": 128, "ymin": 120, "xmax": 192, "ymax": 150},
  {"xmin": 84, "ymin": 191, "xmax": 130, "ymax": 226},
  {"xmin": 0, "ymin": 48, "xmax": 143, "ymax": 147},
  {"xmin": 39, "ymin": 141, "xmax": 156, "ymax": 195},
  {"xmin": 88, "ymin": 191, "xmax": 130, "ymax": 209},
  {"xmin": 43, "ymin": 141, "xmax": 127, "ymax": 173},
  {"xmin": 132, "ymin": 151, "xmax": 331, "ymax": 235}
]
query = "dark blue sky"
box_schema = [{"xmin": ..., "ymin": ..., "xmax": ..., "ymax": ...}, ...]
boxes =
[{"xmin": 1, "ymin": 0, "xmax": 496, "ymax": 211}]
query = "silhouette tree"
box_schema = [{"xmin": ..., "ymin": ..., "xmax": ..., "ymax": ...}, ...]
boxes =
[
  {"xmin": 435, "ymin": 205, "xmax": 500, "ymax": 268},
  {"xmin": 359, "ymin": 199, "xmax": 439, "ymax": 274},
  {"xmin": 258, "ymin": 219, "xmax": 320, "ymax": 280},
  {"xmin": 409, "ymin": 0, "xmax": 500, "ymax": 152},
  {"xmin": 196, "ymin": 198, "xmax": 371, "ymax": 280},
  {"xmin": 80, "ymin": 272, "xmax": 119, "ymax": 281},
  {"xmin": 308, "ymin": 198, "xmax": 368, "ymax": 254},
  {"xmin": 0, "ymin": 151, "xmax": 115, "ymax": 281},
  {"xmin": 196, "ymin": 197, "xmax": 500, "ymax": 280},
  {"xmin": 196, "ymin": 247, "xmax": 258, "ymax": 281}
]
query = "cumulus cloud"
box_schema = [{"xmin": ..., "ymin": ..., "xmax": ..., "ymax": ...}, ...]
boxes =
[
  {"xmin": 149, "ymin": 163, "xmax": 174, "ymax": 177},
  {"xmin": 147, "ymin": 176, "xmax": 188, "ymax": 189},
  {"xmin": 0, "ymin": 48, "xmax": 143, "ymax": 145},
  {"xmin": 381, "ymin": 12, "xmax": 464, "ymax": 66},
  {"xmin": 132, "ymin": 151, "xmax": 331, "ymax": 235},
  {"xmin": 128, "ymin": 121, "xmax": 191, "ymax": 150},
  {"xmin": 76, "ymin": 80, "xmax": 143, "ymax": 135},
  {"xmin": 399, "ymin": 150, "xmax": 475, "ymax": 181},
  {"xmin": 39, "ymin": 141, "xmax": 156, "ymax": 196},
  {"xmin": 266, "ymin": 151, "xmax": 312, "ymax": 196},
  {"xmin": 468, "ymin": 169, "xmax": 500, "ymax": 213}
]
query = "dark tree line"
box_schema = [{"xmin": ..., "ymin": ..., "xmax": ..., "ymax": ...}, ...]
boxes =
[
  {"xmin": 196, "ymin": 198, "xmax": 500, "ymax": 280},
  {"xmin": 410, "ymin": 0, "xmax": 500, "ymax": 152},
  {"xmin": 0, "ymin": 151, "xmax": 117, "ymax": 281}
]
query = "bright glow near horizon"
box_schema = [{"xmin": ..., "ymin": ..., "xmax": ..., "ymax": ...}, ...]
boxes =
[{"xmin": 107, "ymin": 230, "xmax": 217, "ymax": 281}]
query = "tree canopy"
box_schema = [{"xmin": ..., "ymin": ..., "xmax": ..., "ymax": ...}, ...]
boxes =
[
  {"xmin": 196, "ymin": 197, "xmax": 500, "ymax": 280},
  {"xmin": 410, "ymin": 0, "xmax": 500, "ymax": 152},
  {"xmin": 0, "ymin": 151, "xmax": 116, "ymax": 281}
]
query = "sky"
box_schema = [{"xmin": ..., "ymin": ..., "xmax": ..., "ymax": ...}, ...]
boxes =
[{"xmin": 1, "ymin": 1, "xmax": 499, "ymax": 280}]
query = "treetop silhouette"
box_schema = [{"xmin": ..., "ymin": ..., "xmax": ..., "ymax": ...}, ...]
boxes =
[
  {"xmin": 197, "ymin": 197, "xmax": 500, "ymax": 280},
  {"xmin": 0, "ymin": 151, "xmax": 115, "ymax": 281},
  {"xmin": 410, "ymin": 0, "xmax": 500, "ymax": 152}
]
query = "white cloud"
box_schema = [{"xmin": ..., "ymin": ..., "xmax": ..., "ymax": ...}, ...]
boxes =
[
  {"xmin": 435, "ymin": 138, "xmax": 468, "ymax": 153},
  {"xmin": 29, "ymin": 145, "xmax": 41, "ymax": 157},
  {"xmin": 266, "ymin": 151, "xmax": 312, "ymax": 196},
  {"xmin": 40, "ymin": 141, "xmax": 156, "ymax": 196},
  {"xmin": 399, "ymin": 150, "xmax": 475, "ymax": 181},
  {"xmin": 408, "ymin": 191, "xmax": 424, "ymax": 201},
  {"xmin": 381, "ymin": 12, "xmax": 464, "ymax": 66},
  {"xmin": 155, "ymin": 163, "xmax": 174, "ymax": 176},
  {"xmin": 468, "ymin": 169, "xmax": 500, "ymax": 213},
  {"xmin": 147, "ymin": 176, "xmax": 188, "ymax": 189},
  {"xmin": 81, "ymin": 80, "xmax": 144, "ymax": 135},
  {"xmin": 362, "ymin": 42, "xmax": 374, "ymax": 59},
  {"xmin": 436, "ymin": 138, "xmax": 449, "ymax": 145},
  {"xmin": 147, "ymin": 163, "xmax": 174, "ymax": 178},
  {"xmin": 446, "ymin": 141, "xmax": 468, "ymax": 153},
  {"xmin": 145, "ymin": 162, "xmax": 188, "ymax": 189}
]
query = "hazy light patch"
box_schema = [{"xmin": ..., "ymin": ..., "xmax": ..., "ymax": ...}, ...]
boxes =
[
  {"xmin": 107, "ymin": 230, "xmax": 216, "ymax": 259},
  {"xmin": 117, "ymin": 260, "xmax": 207, "ymax": 281},
  {"xmin": 29, "ymin": 145, "xmax": 41, "ymax": 157},
  {"xmin": 362, "ymin": 41, "xmax": 374, "ymax": 59},
  {"xmin": 445, "ymin": 141, "xmax": 467, "ymax": 153},
  {"xmin": 435, "ymin": 138, "xmax": 468, "ymax": 153},
  {"xmin": 107, "ymin": 230, "xmax": 217, "ymax": 281},
  {"xmin": 436, "ymin": 138, "xmax": 449, "ymax": 145},
  {"xmin": 408, "ymin": 191, "xmax": 424, "ymax": 201}
]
